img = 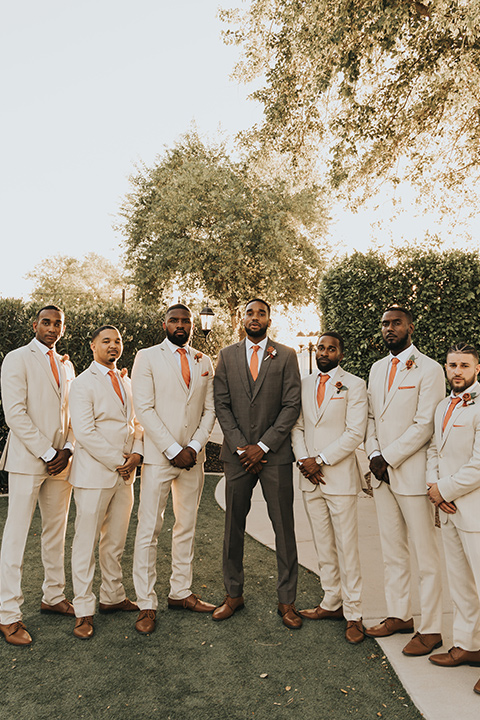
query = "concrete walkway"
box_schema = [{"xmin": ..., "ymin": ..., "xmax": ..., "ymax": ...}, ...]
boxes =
[{"xmin": 212, "ymin": 439, "xmax": 480, "ymax": 719}]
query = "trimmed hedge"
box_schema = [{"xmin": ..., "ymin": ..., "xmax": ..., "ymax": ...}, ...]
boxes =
[{"xmin": 319, "ymin": 248, "xmax": 480, "ymax": 380}]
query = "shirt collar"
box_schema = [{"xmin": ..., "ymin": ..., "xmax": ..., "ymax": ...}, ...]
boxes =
[
  {"xmin": 33, "ymin": 337, "xmax": 52, "ymax": 355},
  {"xmin": 389, "ymin": 344, "xmax": 414, "ymax": 365},
  {"xmin": 246, "ymin": 337, "xmax": 268, "ymax": 351},
  {"xmin": 165, "ymin": 338, "xmax": 190, "ymax": 354},
  {"xmin": 94, "ymin": 360, "xmax": 116, "ymax": 376},
  {"xmin": 317, "ymin": 364, "xmax": 339, "ymax": 382}
]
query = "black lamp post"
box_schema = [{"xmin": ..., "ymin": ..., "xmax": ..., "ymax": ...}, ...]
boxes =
[{"xmin": 199, "ymin": 302, "xmax": 215, "ymax": 339}]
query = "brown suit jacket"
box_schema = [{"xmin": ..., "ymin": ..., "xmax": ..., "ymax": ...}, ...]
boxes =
[{"xmin": 214, "ymin": 338, "xmax": 301, "ymax": 466}]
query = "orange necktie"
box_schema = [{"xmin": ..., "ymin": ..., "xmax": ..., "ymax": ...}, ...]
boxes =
[
  {"xmin": 442, "ymin": 396, "xmax": 462, "ymax": 433},
  {"xmin": 250, "ymin": 345, "xmax": 260, "ymax": 381},
  {"xmin": 317, "ymin": 373, "xmax": 330, "ymax": 408},
  {"xmin": 388, "ymin": 357, "xmax": 400, "ymax": 391},
  {"xmin": 47, "ymin": 350, "xmax": 60, "ymax": 387},
  {"xmin": 177, "ymin": 348, "xmax": 190, "ymax": 388},
  {"xmin": 108, "ymin": 370, "xmax": 124, "ymax": 404}
]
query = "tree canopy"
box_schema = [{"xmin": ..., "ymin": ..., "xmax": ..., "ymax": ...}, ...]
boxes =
[
  {"xmin": 26, "ymin": 252, "xmax": 127, "ymax": 307},
  {"xmin": 119, "ymin": 133, "xmax": 328, "ymax": 333},
  {"xmin": 221, "ymin": 1, "xmax": 480, "ymax": 196}
]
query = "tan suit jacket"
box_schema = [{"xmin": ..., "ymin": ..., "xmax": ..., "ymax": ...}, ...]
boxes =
[
  {"xmin": 0, "ymin": 340, "xmax": 74, "ymax": 474},
  {"xmin": 427, "ymin": 382, "xmax": 480, "ymax": 532},
  {"xmin": 68, "ymin": 363, "xmax": 143, "ymax": 489},
  {"xmin": 291, "ymin": 367, "xmax": 367, "ymax": 495},
  {"xmin": 365, "ymin": 345, "xmax": 445, "ymax": 495},
  {"xmin": 131, "ymin": 340, "xmax": 215, "ymax": 464}
]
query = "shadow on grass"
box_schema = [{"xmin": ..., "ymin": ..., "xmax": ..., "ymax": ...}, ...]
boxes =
[{"xmin": 0, "ymin": 475, "xmax": 421, "ymax": 720}]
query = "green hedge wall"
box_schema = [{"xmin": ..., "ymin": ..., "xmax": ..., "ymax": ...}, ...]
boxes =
[
  {"xmin": 319, "ymin": 248, "xmax": 480, "ymax": 380},
  {"xmin": 0, "ymin": 299, "xmax": 234, "ymax": 492}
]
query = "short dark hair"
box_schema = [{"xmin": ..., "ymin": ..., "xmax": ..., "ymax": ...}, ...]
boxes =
[
  {"xmin": 36, "ymin": 304, "xmax": 64, "ymax": 320},
  {"xmin": 91, "ymin": 325, "xmax": 120, "ymax": 341},
  {"xmin": 165, "ymin": 303, "xmax": 192, "ymax": 317},
  {"xmin": 446, "ymin": 341, "xmax": 479, "ymax": 363},
  {"xmin": 245, "ymin": 298, "xmax": 271, "ymax": 316},
  {"xmin": 319, "ymin": 331, "xmax": 344, "ymax": 353},
  {"xmin": 383, "ymin": 305, "xmax": 413, "ymax": 323}
]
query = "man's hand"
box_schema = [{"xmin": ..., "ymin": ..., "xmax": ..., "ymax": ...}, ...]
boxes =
[
  {"xmin": 171, "ymin": 447, "xmax": 197, "ymax": 470},
  {"xmin": 427, "ymin": 482, "xmax": 456, "ymax": 514},
  {"xmin": 369, "ymin": 454, "xmax": 390, "ymax": 484},
  {"xmin": 299, "ymin": 457, "xmax": 325, "ymax": 485},
  {"xmin": 237, "ymin": 445, "xmax": 265, "ymax": 474},
  {"xmin": 116, "ymin": 453, "xmax": 142, "ymax": 479},
  {"xmin": 47, "ymin": 448, "xmax": 72, "ymax": 476}
]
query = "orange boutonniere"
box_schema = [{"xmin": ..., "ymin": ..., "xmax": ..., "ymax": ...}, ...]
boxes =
[
  {"xmin": 194, "ymin": 353, "xmax": 203, "ymax": 363},
  {"xmin": 60, "ymin": 354, "xmax": 70, "ymax": 363},
  {"xmin": 120, "ymin": 368, "xmax": 128, "ymax": 378},
  {"xmin": 335, "ymin": 381, "xmax": 348, "ymax": 394},
  {"xmin": 264, "ymin": 346, "xmax": 277, "ymax": 361},
  {"xmin": 462, "ymin": 392, "xmax": 477, "ymax": 407},
  {"xmin": 404, "ymin": 354, "xmax": 417, "ymax": 371}
]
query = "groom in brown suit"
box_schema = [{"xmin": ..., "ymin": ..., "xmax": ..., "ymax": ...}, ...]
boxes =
[{"xmin": 213, "ymin": 299, "xmax": 302, "ymax": 628}]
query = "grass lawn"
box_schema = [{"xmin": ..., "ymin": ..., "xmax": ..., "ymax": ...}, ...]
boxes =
[{"xmin": 0, "ymin": 475, "xmax": 422, "ymax": 720}]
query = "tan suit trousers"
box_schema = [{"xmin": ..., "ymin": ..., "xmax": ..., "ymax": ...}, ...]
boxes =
[{"xmin": 0, "ymin": 471, "xmax": 72, "ymax": 624}]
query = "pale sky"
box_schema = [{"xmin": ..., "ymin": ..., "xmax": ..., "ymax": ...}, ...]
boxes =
[{"xmin": 1, "ymin": 1, "xmax": 478, "ymax": 301}]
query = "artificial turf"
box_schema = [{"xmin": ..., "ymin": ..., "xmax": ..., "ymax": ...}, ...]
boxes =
[{"xmin": 0, "ymin": 475, "xmax": 422, "ymax": 720}]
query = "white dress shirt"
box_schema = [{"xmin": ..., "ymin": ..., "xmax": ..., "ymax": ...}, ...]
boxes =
[{"xmin": 163, "ymin": 339, "xmax": 202, "ymax": 460}]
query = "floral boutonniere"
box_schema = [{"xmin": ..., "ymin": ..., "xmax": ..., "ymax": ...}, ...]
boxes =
[
  {"xmin": 264, "ymin": 346, "xmax": 277, "ymax": 361},
  {"xmin": 335, "ymin": 381, "xmax": 348, "ymax": 394},
  {"xmin": 404, "ymin": 354, "xmax": 417, "ymax": 371},
  {"xmin": 60, "ymin": 354, "xmax": 70, "ymax": 363},
  {"xmin": 194, "ymin": 352, "xmax": 203, "ymax": 363},
  {"xmin": 120, "ymin": 367, "xmax": 128, "ymax": 378},
  {"xmin": 462, "ymin": 392, "xmax": 477, "ymax": 407}
]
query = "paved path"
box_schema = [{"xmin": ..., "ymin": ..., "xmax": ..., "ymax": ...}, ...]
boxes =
[{"xmin": 211, "ymin": 430, "xmax": 480, "ymax": 719}]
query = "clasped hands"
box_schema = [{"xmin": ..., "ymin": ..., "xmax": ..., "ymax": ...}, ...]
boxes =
[
  {"xmin": 299, "ymin": 457, "xmax": 325, "ymax": 485},
  {"xmin": 170, "ymin": 446, "xmax": 197, "ymax": 470},
  {"xmin": 46, "ymin": 448, "xmax": 72, "ymax": 476},
  {"xmin": 237, "ymin": 444, "xmax": 266, "ymax": 474},
  {"xmin": 426, "ymin": 481, "xmax": 456, "ymax": 514},
  {"xmin": 116, "ymin": 452, "xmax": 142, "ymax": 479},
  {"xmin": 369, "ymin": 454, "xmax": 390, "ymax": 485}
]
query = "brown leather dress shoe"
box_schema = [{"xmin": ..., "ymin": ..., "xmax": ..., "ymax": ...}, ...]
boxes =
[
  {"xmin": 0, "ymin": 621, "xmax": 32, "ymax": 646},
  {"xmin": 402, "ymin": 632, "xmax": 442, "ymax": 656},
  {"xmin": 345, "ymin": 619, "xmax": 365, "ymax": 644},
  {"xmin": 429, "ymin": 646, "xmax": 480, "ymax": 667},
  {"xmin": 167, "ymin": 593, "xmax": 215, "ymax": 613},
  {"xmin": 212, "ymin": 595, "xmax": 244, "ymax": 621},
  {"xmin": 73, "ymin": 616, "xmax": 94, "ymax": 639},
  {"xmin": 278, "ymin": 603, "xmax": 302, "ymax": 629},
  {"xmin": 40, "ymin": 599, "xmax": 75, "ymax": 616},
  {"xmin": 474, "ymin": 678, "xmax": 480, "ymax": 695},
  {"xmin": 99, "ymin": 598, "xmax": 139, "ymax": 613},
  {"xmin": 135, "ymin": 609, "xmax": 156, "ymax": 634},
  {"xmin": 365, "ymin": 617, "xmax": 414, "ymax": 638},
  {"xmin": 299, "ymin": 605, "xmax": 344, "ymax": 621}
]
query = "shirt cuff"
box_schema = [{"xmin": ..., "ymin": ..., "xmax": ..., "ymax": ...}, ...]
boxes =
[
  {"xmin": 257, "ymin": 441, "xmax": 269, "ymax": 454},
  {"xmin": 41, "ymin": 447, "xmax": 57, "ymax": 462},
  {"xmin": 319, "ymin": 453, "xmax": 329, "ymax": 465},
  {"xmin": 369, "ymin": 450, "xmax": 382, "ymax": 460},
  {"xmin": 63, "ymin": 442, "xmax": 73, "ymax": 453},
  {"xmin": 188, "ymin": 441, "xmax": 202, "ymax": 455},
  {"xmin": 165, "ymin": 442, "xmax": 183, "ymax": 460}
]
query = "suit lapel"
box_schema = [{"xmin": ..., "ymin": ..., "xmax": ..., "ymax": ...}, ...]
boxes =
[
  {"xmin": 30, "ymin": 341, "xmax": 61, "ymax": 396},
  {"xmin": 234, "ymin": 340, "xmax": 252, "ymax": 398},
  {"xmin": 380, "ymin": 347, "xmax": 419, "ymax": 416},
  {"xmin": 317, "ymin": 367, "xmax": 345, "ymax": 422},
  {"xmin": 440, "ymin": 382, "xmax": 480, "ymax": 447},
  {"xmin": 159, "ymin": 340, "xmax": 188, "ymax": 396},
  {"xmin": 252, "ymin": 338, "xmax": 275, "ymax": 400},
  {"xmin": 91, "ymin": 364, "xmax": 126, "ymax": 413}
]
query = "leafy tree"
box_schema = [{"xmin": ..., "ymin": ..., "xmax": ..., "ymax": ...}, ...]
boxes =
[
  {"xmin": 319, "ymin": 249, "xmax": 480, "ymax": 380},
  {"xmin": 26, "ymin": 252, "xmax": 128, "ymax": 306},
  {"xmin": 119, "ymin": 133, "xmax": 327, "ymax": 333},
  {"xmin": 221, "ymin": 1, "xmax": 480, "ymax": 195}
]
